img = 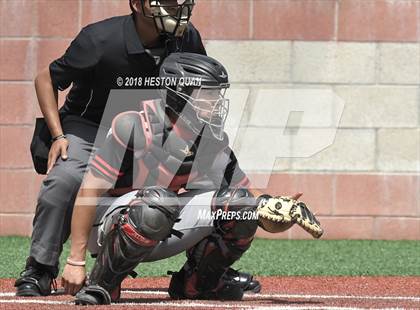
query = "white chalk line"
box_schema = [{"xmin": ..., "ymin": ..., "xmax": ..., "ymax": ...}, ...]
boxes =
[
  {"xmin": 0, "ymin": 299, "xmax": 409, "ymax": 310},
  {"xmin": 1, "ymin": 290, "xmax": 419, "ymax": 301},
  {"xmin": 0, "ymin": 290, "xmax": 419, "ymax": 310},
  {"xmin": 0, "ymin": 299, "xmax": 69, "ymax": 305},
  {"xmin": 122, "ymin": 290, "xmax": 420, "ymax": 302}
]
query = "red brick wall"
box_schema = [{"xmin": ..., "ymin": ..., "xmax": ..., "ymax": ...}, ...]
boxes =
[
  {"xmin": 192, "ymin": 0, "xmax": 419, "ymax": 42},
  {"xmin": 0, "ymin": 0, "xmax": 419, "ymax": 239}
]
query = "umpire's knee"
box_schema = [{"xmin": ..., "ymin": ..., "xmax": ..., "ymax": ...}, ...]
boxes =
[{"xmin": 37, "ymin": 166, "xmax": 83, "ymax": 212}]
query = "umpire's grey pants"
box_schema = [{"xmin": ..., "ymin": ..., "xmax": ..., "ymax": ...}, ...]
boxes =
[{"xmin": 30, "ymin": 114, "xmax": 107, "ymax": 266}]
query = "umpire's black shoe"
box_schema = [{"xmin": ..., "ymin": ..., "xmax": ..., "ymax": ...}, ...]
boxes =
[
  {"xmin": 223, "ymin": 268, "xmax": 262, "ymax": 293},
  {"xmin": 15, "ymin": 257, "xmax": 58, "ymax": 297}
]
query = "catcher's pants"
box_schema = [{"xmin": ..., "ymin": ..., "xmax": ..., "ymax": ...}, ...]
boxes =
[
  {"xmin": 87, "ymin": 190, "xmax": 215, "ymax": 261},
  {"xmin": 30, "ymin": 114, "xmax": 107, "ymax": 266}
]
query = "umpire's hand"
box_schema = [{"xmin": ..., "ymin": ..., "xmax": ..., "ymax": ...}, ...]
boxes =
[
  {"xmin": 47, "ymin": 138, "xmax": 69, "ymax": 174},
  {"xmin": 62, "ymin": 263, "xmax": 86, "ymax": 295}
]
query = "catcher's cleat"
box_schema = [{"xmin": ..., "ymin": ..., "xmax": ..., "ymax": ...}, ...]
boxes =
[
  {"xmin": 168, "ymin": 268, "xmax": 244, "ymax": 301},
  {"xmin": 223, "ymin": 268, "xmax": 261, "ymax": 293},
  {"xmin": 75, "ymin": 285, "xmax": 112, "ymax": 305},
  {"xmin": 15, "ymin": 257, "xmax": 58, "ymax": 297}
]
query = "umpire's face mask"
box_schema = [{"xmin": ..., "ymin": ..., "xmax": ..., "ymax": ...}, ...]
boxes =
[{"xmin": 146, "ymin": 0, "xmax": 195, "ymax": 37}]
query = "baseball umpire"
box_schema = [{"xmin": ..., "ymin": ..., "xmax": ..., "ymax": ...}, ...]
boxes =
[
  {"xmin": 61, "ymin": 53, "xmax": 323, "ymax": 304},
  {"xmin": 15, "ymin": 0, "xmax": 209, "ymax": 297}
]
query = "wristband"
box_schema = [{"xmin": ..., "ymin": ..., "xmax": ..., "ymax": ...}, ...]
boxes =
[
  {"xmin": 66, "ymin": 258, "xmax": 86, "ymax": 267},
  {"xmin": 51, "ymin": 134, "xmax": 66, "ymax": 143}
]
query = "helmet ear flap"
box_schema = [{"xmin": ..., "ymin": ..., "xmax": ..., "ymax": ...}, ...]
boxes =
[{"xmin": 164, "ymin": 85, "xmax": 194, "ymax": 113}]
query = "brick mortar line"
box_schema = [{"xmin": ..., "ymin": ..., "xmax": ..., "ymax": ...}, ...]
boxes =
[
  {"xmin": 229, "ymin": 83, "xmax": 420, "ymax": 88},
  {"xmin": 236, "ymin": 125, "xmax": 420, "ymax": 130},
  {"xmin": 0, "ymin": 167, "xmax": 34, "ymax": 170},
  {"xmin": 78, "ymin": 0, "xmax": 82, "ymax": 30},
  {"xmin": 374, "ymin": 43, "xmax": 380, "ymax": 85},
  {"xmin": 322, "ymin": 215, "xmax": 420, "ymax": 219},
  {"xmin": 0, "ymin": 213, "xmax": 34, "ymax": 217},
  {"xmin": 418, "ymin": 1, "xmax": 420, "ymax": 42},
  {"xmin": 244, "ymin": 170, "xmax": 420, "ymax": 175},
  {"xmin": 280, "ymin": 170, "xmax": 420, "ymax": 174},
  {"xmin": 290, "ymin": 40, "xmax": 295, "ymax": 83},
  {"xmin": 333, "ymin": 0, "xmax": 339, "ymax": 41},
  {"xmin": 374, "ymin": 128, "xmax": 379, "ymax": 171},
  {"xmin": 200, "ymin": 39, "xmax": 420, "ymax": 43},
  {"xmin": 0, "ymin": 80, "xmax": 35, "ymax": 83},
  {"xmin": 3, "ymin": 37, "xmax": 419, "ymax": 43},
  {"xmin": 0, "ymin": 36, "xmax": 75, "ymax": 40},
  {"xmin": 31, "ymin": 0, "xmax": 37, "ymax": 39},
  {"xmin": 0, "ymin": 81, "xmax": 33, "ymax": 84},
  {"xmin": 0, "ymin": 168, "xmax": 34, "ymax": 171},
  {"xmin": 249, "ymin": 0, "xmax": 253, "ymax": 40},
  {"xmin": 0, "ymin": 124, "xmax": 34, "ymax": 127},
  {"xmin": 417, "ymin": 86, "xmax": 420, "ymax": 128},
  {"xmin": 228, "ymin": 82, "xmax": 420, "ymax": 86}
]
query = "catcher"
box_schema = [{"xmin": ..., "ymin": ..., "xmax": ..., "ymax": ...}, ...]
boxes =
[{"xmin": 62, "ymin": 53, "xmax": 323, "ymax": 305}]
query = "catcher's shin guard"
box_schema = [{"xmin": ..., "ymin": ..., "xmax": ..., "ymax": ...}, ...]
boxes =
[
  {"xmin": 76, "ymin": 187, "xmax": 180, "ymax": 305},
  {"xmin": 169, "ymin": 188, "xmax": 258, "ymax": 300}
]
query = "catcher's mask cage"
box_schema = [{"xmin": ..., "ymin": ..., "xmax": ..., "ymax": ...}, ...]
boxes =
[
  {"xmin": 167, "ymin": 84, "xmax": 230, "ymax": 141},
  {"xmin": 160, "ymin": 53, "xmax": 230, "ymax": 141},
  {"xmin": 140, "ymin": 0, "xmax": 195, "ymax": 37}
]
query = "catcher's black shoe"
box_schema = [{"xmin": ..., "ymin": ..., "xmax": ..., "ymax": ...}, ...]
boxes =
[
  {"xmin": 168, "ymin": 268, "xmax": 244, "ymax": 301},
  {"xmin": 75, "ymin": 285, "xmax": 112, "ymax": 305},
  {"xmin": 75, "ymin": 283, "xmax": 121, "ymax": 305},
  {"xmin": 14, "ymin": 257, "xmax": 58, "ymax": 297},
  {"xmin": 223, "ymin": 268, "xmax": 261, "ymax": 293}
]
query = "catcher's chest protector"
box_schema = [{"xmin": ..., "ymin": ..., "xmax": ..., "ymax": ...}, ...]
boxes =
[{"xmin": 135, "ymin": 100, "xmax": 227, "ymax": 192}]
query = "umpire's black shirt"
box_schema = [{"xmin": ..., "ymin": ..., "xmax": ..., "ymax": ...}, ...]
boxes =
[{"xmin": 49, "ymin": 14, "xmax": 206, "ymax": 125}]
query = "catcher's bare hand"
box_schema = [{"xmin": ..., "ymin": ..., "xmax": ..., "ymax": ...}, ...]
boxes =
[
  {"xmin": 62, "ymin": 263, "xmax": 86, "ymax": 296},
  {"xmin": 257, "ymin": 194, "xmax": 323, "ymax": 238}
]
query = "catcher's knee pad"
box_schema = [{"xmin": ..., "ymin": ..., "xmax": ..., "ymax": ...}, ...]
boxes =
[
  {"xmin": 88, "ymin": 186, "xmax": 180, "ymax": 301},
  {"xmin": 172, "ymin": 188, "xmax": 258, "ymax": 298},
  {"xmin": 212, "ymin": 187, "xmax": 259, "ymax": 247}
]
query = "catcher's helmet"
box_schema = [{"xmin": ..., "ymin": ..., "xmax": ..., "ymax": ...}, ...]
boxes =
[
  {"xmin": 160, "ymin": 52, "xmax": 230, "ymax": 141},
  {"xmin": 138, "ymin": 0, "xmax": 195, "ymax": 37}
]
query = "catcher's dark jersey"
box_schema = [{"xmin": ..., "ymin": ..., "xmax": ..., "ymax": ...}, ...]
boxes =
[{"xmin": 90, "ymin": 100, "xmax": 249, "ymax": 194}]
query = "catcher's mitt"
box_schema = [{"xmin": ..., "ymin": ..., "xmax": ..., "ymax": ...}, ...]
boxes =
[{"xmin": 257, "ymin": 196, "xmax": 323, "ymax": 238}]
